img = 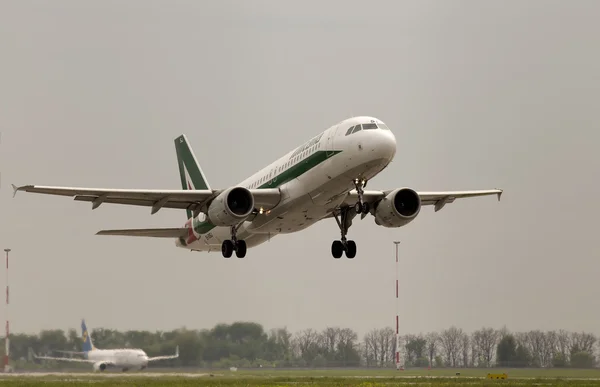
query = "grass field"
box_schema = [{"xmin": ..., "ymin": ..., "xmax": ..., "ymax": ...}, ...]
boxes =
[
  {"xmin": 1, "ymin": 368, "xmax": 600, "ymax": 386},
  {"xmin": 228, "ymin": 368, "xmax": 600, "ymax": 379},
  {"xmin": 0, "ymin": 378, "xmax": 599, "ymax": 387}
]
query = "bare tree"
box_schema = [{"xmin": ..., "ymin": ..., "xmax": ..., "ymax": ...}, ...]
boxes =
[
  {"xmin": 425, "ymin": 332, "xmax": 439, "ymax": 367},
  {"xmin": 336, "ymin": 328, "xmax": 359, "ymax": 366},
  {"xmin": 523, "ymin": 330, "xmax": 547, "ymax": 367},
  {"xmin": 571, "ymin": 332, "xmax": 596, "ymax": 355},
  {"xmin": 293, "ymin": 328, "xmax": 322, "ymax": 363},
  {"xmin": 556, "ymin": 329, "xmax": 572, "ymax": 362},
  {"xmin": 439, "ymin": 326, "xmax": 464, "ymax": 367},
  {"xmin": 544, "ymin": 330, "xmax": 558, "ymax": 365},
  {"xmin": 363, "ymin": 329, "xmax": 381, "ymax": 367},
  {"xmin": 321, "ymin": 327, "xmax": 340, "ymax": 359},
  {"xmin": 377, "ymin": 327, "xmax": 396, "ymax": 367},
  {"xmin": 461, "ymin": 333, "xmax": 470, "ymax": 367},
  {"xmin": 470, "ymin": 334, "xmax": 478, "ymax": 367},
  {"xmin": 472, "ymin": 327, "xmax": 499, "ymax": 367}
]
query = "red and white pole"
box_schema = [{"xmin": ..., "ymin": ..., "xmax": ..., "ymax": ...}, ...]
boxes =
[
  {"xmin": 393, "ymin": 241, "xmax": 403, "ymax": 371},
  {"xmin": 3, "ymin": 248, "xmax": 9, "ymax": 373}
]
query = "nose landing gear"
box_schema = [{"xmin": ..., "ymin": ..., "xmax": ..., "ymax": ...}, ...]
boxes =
[{"xmin": 353, "ymin": 179, "xmax": 370, "ymax": 215}]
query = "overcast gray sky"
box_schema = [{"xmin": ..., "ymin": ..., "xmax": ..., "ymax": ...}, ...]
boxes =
[{"xmin": 1, "ymin": 0, "xmax": 599, "ymax": 338}]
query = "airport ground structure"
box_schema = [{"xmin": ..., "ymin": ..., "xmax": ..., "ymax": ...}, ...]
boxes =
[{"xmin": 2, "ymin": 322, "xmax": 599, "ymax": 370}]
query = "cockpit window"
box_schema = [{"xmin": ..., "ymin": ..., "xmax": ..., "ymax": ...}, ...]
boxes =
[
  {"xmin": 345, "ymin": 126, "xmax": 355, "ymax": 135},
  {"xmin": 362, "ymin": 123, "xmax": 378, "ymax": 130},
  {"xmin": 378, "ymin": 123, "xmax": 389, "ymax": 130},
  {"xmin": 351, "ymin": 125, "xmax": 362, "ymax": 134}
]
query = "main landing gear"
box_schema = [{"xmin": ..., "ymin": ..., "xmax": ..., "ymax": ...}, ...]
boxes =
[
  {"xmin": 331, "ymin": 207, "xmax": 357, "ymax": 259},
  {"xmin": 353, "ymin": 179, "xmax": 370, "ymax": 215},
  {"xmin": 221, "ymin": 225, "xmax": 247, "ymax": 258},
  {"xmin": 331, "ymin": 179, "xmax": 370, "ymax": 259}
]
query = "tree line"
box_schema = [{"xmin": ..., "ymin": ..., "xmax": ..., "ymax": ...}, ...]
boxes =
[{"xmin": 3, "ymin": 323, "xmax": 599, "ymax": 369}]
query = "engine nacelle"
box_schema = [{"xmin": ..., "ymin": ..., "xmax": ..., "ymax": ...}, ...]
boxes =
[
  {"xmin": 93, "ymin": 362, "xmax": 107, "ymax": 372},
  {"xmin": 207, "ymin": 187, "xmax": 255, "ymax": 227},
  {"xmin": 374, "ymin": 188, "xmax": 421, "ymax": 228}
]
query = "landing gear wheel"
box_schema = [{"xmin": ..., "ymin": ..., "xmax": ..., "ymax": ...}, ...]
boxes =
[
  {"xmin": 354, "ymin": 202, "xmax": 370, "ymax": 214},
  {"xmin": 345, "ymin": 240, "xmax": 357, "ymax": 259},
  {"xmin": 222, "ymin": 224, "xmax": 247, "ymax": 259},
  {"xmin": 354, "ymin": 202, "xmax": 362, "ymax": 214},
  {"xmin": 331, "ymin": 240, "xmax": 344, "ymax": 258},
  {"xmin": 361, "ymin": 202, "xmax": 370, "ymax": 214},
  {"xmin": 235, "ymin": 240, "xmax": 247, "ymax": 258},
  {"xmin": 222, "ymin": 240, "xmax": 234, "ymax": 258},
  {"xmin": 332, "ymin": 206, "xmax": 359, "ymax": 259}
]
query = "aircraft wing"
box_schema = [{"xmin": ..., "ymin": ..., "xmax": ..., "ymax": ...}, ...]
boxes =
[
  {"xmin": 52, "ymin": 350, "xmax": 86, "ymax": 355},
  {"xmin": 147, "ymin": 346, "xmax": 179, "ymax": 362},
  {"xmin": 341, "ymin": 188, "xmax": 503, "ymax": 212},
  {"xmin": 96, "ymin": 228, "xmax": 188, "ymax": 238},
  {"xmin": 12, "ymin": 185, "xmax": 281, "ymax": 215},
  {"xmin": 34, "ymin": 354, "xmax": 95, "ymax": 363}
]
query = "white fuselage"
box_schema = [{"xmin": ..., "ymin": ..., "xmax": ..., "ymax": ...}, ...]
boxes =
[
  {"xmin": 86, "ymin": 348, "xmax": 149, "ymax": 370},
  {"xmin": 177, "ymin": 116, "xmax": 397, "ymax": 252}
]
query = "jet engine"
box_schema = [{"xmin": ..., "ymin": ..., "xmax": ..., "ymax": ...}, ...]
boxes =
[
  {"xmin": 374, "ymin": 188, "xmax": 421, "ymax": 228},
  {"xmin": 207, "ymin": 187, "xmax": 255, "ymax": 226},
  {"xmin": 93, "ymin": 362, "xmax": 107, "ymax": 372}
]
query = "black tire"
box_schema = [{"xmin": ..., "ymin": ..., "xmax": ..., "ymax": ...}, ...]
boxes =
[
  {"xmin": 222, "ymin": 240, "xmax": 234, "ymax": 258},
  {"xmin": 331, "ymin": 240, "xmax": 344, "ymax": 258},
  {"xmin": 345, "ymin": 240, "xmax": 357, "ymax": 259},
  {"xmin": 235, "ymin": 240, "xmax": 247, "ymax": 258},
  {"xmin": 354, "ymin": 202, "xmax": 362, "ymax": 214},
  {"xmin": 362, "ymin": 202, "xmax": 370, "ymax": 214}
]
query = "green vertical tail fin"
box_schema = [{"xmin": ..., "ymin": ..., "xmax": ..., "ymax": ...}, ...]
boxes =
[{"xmin": 174, "ymin": 134, "xmax": 211, "ymax": 219}]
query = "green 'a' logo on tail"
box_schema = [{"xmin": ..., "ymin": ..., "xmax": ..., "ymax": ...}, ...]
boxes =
[{"xmin": 174, "ymin": 135, "xmax": 212, "ymax": 219}]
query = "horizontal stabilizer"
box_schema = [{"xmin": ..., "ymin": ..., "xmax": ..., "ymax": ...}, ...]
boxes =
[{"xmin": 96, "ymin": 228, "xmax": 187, "ymax": 238}]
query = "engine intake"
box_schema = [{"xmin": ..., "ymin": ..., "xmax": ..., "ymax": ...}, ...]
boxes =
[
  {"xmin": 207, "ymin": 187, "xmax": 255, "ymax": 227},
  {"xmin": 374, "ymin": 188, "xmax": 421, "ymax": 228}
]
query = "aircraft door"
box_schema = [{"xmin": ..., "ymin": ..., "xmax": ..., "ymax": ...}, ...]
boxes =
[{"xmin": 326, "ymin": 125, "xmax": 339, "ymax": 157}]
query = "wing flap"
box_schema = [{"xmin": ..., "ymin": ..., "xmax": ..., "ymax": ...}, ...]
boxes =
[
  {"xmin": 96, "ymin": 228, "xmax": 188, "ymax": 238},
  {"xmin": 73, "ymin": 196, "xmax": 193, "ymax": 210}
]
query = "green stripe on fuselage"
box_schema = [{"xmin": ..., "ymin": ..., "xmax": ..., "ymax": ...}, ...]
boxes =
[{"xmin": 190, "ymin": 150, "xmax": 341, "ymax": 237}]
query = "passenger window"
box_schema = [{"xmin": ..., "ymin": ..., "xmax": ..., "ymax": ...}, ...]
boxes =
[
  {"xmin": 345, "ymin": 126, "xmax": 355, "ymax": 135},
  {"xmin": 363, "ymin": 123, "xmax": 378, "ymax": 130},
  {"xmin": 352, "ymin": 125, "xmax": 362, "ymax": 134}
]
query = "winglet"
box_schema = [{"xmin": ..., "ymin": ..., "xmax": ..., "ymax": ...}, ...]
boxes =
[
  {"xmin": 496, "ymin": 189, "xmax": 503, "ymax": 201},
  {"xmin": 175, "ymin": 345, "xmax": 179, "ymax": 357},
  {"xmin": 11, "ymin": 184, "xmax": 18, "ymax": 198}
]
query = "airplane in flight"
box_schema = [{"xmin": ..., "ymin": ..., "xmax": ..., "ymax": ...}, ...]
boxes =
[
  {"xmin": 13, "ymin": 116, "xmax": 502, "ymax": 259},
  {"xmin": 34, "ymin": 319, "xmax": 179, "ymax": 372}
]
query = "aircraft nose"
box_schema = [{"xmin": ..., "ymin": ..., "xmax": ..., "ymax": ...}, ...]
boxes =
[{"xmin": 373, "ymin": 127, "xmax": 397, "ymax": 161}]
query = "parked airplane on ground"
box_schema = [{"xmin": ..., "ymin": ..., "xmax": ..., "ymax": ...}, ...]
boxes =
[
  {"xmin": 13, "ymin": 116, "xmax": 502, "ymax": 259},
  {"xmin": 34, "ymin": 319, "xmax": 179, "ymax": 372}
]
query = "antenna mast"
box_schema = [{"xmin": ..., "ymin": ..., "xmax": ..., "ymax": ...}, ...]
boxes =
[
  {"xmin": 394, "ymin": 241, "xmax": 403, "ymax": 371},
  {"xmin": 3, "ymin": 248, "xmax": 10, "ymax": 373}
]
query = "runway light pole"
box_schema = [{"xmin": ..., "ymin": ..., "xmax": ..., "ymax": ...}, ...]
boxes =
[
  {"xmin": 393, "ymin": 241, "xmax": 403, "ymax": 371},
  {"xmin": 3, "ymin": 248, "xmax": 10, "ymax": 373}
]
